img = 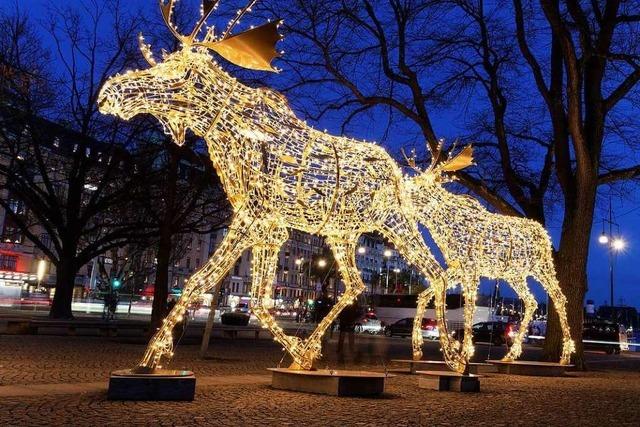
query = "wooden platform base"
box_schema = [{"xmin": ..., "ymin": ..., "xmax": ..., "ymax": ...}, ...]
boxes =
[
  {"xmin": 108, "ymin": 369, "xmax": 196, "ymax": 401},
  {"xmin": 487, "ymin": 360, "xmax": 573, "ymax": 377},
  {"xmin": 268, "ymin": 368, "xmax": 391, "ymax": 396},
  {"xmin": 416, "ymin": 370, "xmax": 481, "ymax": 392},
  {"xmin": 391, "ymin": 359, "xmax": 494, "ymax": 374}
]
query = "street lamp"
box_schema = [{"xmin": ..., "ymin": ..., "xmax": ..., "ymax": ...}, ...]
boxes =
[
  {"xmin": 598, "ymin": 201, "xmax": 626, "ymax": 309},
  {"xmin": 357, "ymin": 246, "xmax": 366, "ymax": 255},
  {"xmin": 317, "ymin": 258, "xmax": 327, "ymax": 268},
  {"xmin": 295, "ymin": 258, "xmax": 303, "ymax": 287},
  {"xmin": 383, "ymin": 249, "xmax": 392, "ymax": 294},
  {"xmin": 393, "ymin": 268, "xmax": 400, "ymax": 293}
]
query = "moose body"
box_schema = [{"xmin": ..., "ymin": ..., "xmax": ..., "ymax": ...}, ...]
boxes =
[{"xmin": 205, "ymin": 87, "xmax": 401, "ymax": 234}]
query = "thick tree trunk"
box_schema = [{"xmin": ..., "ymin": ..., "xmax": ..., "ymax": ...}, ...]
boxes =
[
  {"xmin": 544, "ymin": 187, "xmax": 596, "ymax": 370},
  {"xmin": 149, "ymin": 143, "xmax": 179, "ymax": 333},
  {"xmin": 150, "ymin": 231, "xmax": 172, "ymax": 333},
  {"xmin": 49, "ymin": 257, "xmax": 77, "ymax": 319}
]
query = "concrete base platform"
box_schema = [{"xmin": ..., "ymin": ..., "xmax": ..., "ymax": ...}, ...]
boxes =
[
  {"xmin": 391, "ymin": 359, "xmax": 495, "ymax": 374},
  {"xmin": 487, "ymin": 360, "xmax": 573, "ymax": 377},
  {"xmin": 416, "ymin": 370, "xmax": 481, "ymax": 392},
  {"xmin": 268, "ymin": 368, "xmax": 391, "ymax": 396},
  {"xmin": 108, "ymin": 369, "xmax": 196, "ymax": 401}
]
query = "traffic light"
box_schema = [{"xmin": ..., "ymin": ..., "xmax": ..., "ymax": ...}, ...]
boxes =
[{"xmin": 112, "ymin": 278, "xmax": 121, "ymax": 289}]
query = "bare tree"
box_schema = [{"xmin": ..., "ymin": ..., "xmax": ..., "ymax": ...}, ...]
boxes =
[
  {"xmin": 0, "ymin": 1, "xmax": 156, "ymax": 319},
  {"xmin": 135, "ymin": 132, "xmax": 230, "ymax": 332},
  {"xmin": 271, "ymin": 0, "xmax": 640, "ymax": 368}
]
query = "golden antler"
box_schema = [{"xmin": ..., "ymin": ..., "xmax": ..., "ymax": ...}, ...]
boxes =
[
  {"xmin": 155, "ymin": 0, "xmax": 281, "ymax": 72},
  {"xmin": 221, "ymin": 0, "xmax": 259, "ymax": 39},
  {"xmin": 438, "ymin": 144, "xmax": 474, "ymax": 173},
  {"xmin": 160, "ymin": 0, "xmax": 187, "ymax": 43}
]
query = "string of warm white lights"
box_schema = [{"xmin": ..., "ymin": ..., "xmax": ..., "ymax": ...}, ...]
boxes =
[
  {"xmin": 98, "ymin": 0, "xmax": 573, "ymax": 373},
  {"xmin": 407, "ymin": 143, "xmax": 574, "ymax": 371}
]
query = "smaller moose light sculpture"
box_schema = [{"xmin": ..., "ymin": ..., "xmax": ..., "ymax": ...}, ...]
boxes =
[{"xmin": 407, "ymin": 142, "xmax": 574, "ymax": 372}]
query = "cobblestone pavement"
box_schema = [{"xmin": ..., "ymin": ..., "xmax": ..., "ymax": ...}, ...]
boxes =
[{"xmin": 0, "ymin": 335, "xmax": 639, "ymax": 426}]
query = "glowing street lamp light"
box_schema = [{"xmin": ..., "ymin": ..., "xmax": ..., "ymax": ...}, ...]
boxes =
[
  {"xmin": 383, "ymin": 249, "xmax": 393, "ymax": 294},
  {"xmin": 295, "ymin": 258, "xmax": 303, "ymax": 266},
  {"xmin": 598, "ymin": 233, "xmax": 609, "ymax": 244},
  {"xmin": 612, "ymin": 238, "xmax": 625, "ymax": 251},
  {"xmin": 317, "ymin": 258, "xmax": 327, "ymax": 268},
  {"xmin": 357, "ymin": 246, "xmax": 366, "ymax": 255}
]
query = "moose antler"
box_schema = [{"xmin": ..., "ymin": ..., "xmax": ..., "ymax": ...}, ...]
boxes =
[
  {"xmin": 425, "ymin": 139, "xmax": 445, "ymax": 172},
  {"xmin": 150, "ymin": 0, "xmax": 281, "ymax": 71},
  {"xmin": 425, "ymin": 139, "xmax": 474, "ymax": 174},
  {"xmin": 158, "ymin": 0, "xmax": 221, "ymax": 42},
  {"xmin": 221, "ymin": 0, "xmax": 258, "ymax": 39},
  {"xmin": 438, "ymin": 144, "xmax": 474, "ymax": 172}
]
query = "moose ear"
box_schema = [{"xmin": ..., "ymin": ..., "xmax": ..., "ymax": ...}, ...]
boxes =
[
  {"xmin": 207, "ymin": 21, "xmax": 282, "ymax": 71},
  {"xmin": 439, "ymin": 145, "xmax": 474, "ymax": 172}
]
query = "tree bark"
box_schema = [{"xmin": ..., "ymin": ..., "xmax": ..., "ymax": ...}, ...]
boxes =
[
  {"xmin": 544, "ymin": 184, "xmax": 596, "ymax": 369},
  {"xmin": 149, "ymin": 144, "xmax": 180, "ymax": 332},
  {"xmin": 150, "ymin": 230, "xmax": 172, "ymax": 333},
  {"xmin": 49, "ymin": 256, "xmax": 77, "ymax": 319}
]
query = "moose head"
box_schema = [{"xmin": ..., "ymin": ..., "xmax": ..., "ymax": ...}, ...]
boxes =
[{"xmin": 97, "ymin": 0, "xmax": 282, "ymax": 145}]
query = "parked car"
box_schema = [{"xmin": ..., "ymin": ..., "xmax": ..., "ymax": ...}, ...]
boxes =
[
  {"xmin": 354, "ymin": 312, "xmax": 384, "ymax": 334},
  {"xmin": 384, "ymin": 317, "xmax": 439, "ymax": 339},
  {"xmin": 221, "ymin": 311, "xmax": 250, "ymax": 326},
  {"xmin": 451, "ymin": 321, "xmax": 519, "ymax": 346},
  {"xmin": 583, "ymin": 320, "xmax": 624, "ymax": 354}
]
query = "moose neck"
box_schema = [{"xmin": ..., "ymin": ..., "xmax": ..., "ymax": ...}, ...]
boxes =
[
  {"xmin": 420, "ymin": 179, "xmax": 487, "ymax": 226},
  {"xmin": 419, "ymin": 181, "xmax": 461, "ymax": 224},
  {"xmin": 199, "ymin": 78, "xmax": 277, "ymax": 207}
]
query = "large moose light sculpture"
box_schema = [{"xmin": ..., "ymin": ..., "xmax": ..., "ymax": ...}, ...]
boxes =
[{"xmin": 98, "ymin": 0, "xmax": 458, "ymax": 372}]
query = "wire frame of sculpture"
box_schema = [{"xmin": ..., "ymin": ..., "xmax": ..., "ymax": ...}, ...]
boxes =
[
  {"xmin": 408, "ymin": 144, "xmax": 574, "ymax": 372},
  {"xmin": 97, "ymin": 0, "xmax": 466, "ymax": 372}
]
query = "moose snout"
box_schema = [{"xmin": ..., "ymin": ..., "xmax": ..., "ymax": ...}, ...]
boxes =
[{"xmin": 97, "ymin": 83, "xmax": 121, "ymax": 115}]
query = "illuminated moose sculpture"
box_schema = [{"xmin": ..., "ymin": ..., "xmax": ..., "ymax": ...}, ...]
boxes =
[
  {"xmin": 98, "ymin": 0, "xmax": 461, "ymax": 372},
  {"xmin": 98, "ymin": 0, "xmax": 572, "ymax": 373},
  {"xmin": 408, "ymin": 143, "xmax": 574, "ymax": 371}
]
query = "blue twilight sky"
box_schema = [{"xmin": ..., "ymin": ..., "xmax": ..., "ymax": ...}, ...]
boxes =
[{"xmin": 15, "ymin": 0, "xmax": 640, "ymax": 309}]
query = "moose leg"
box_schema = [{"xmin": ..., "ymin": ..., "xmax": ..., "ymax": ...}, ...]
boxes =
[
  {"xmin": 502, "ymin": 276, "xmax": 537, "ymax": 362},
  {"xmin": 249, "ymin": 227, "xmax": 311, "ymax": 369},
  {"xmin": 459, "ymin": 277, "xmax": 479, "ymax": 367},
  {"xmin": 380, "ymin": 215, "xmax": 469, "ymax": 373},
  {"xmin": 409, "ymin": 268, "xmax": 462, "ymax": 360},
  {"xmin": 295, "ymin": 239, "xmax": 366, "ymax": 368},
  {"xmin": 412, "ymin": 287, "xmax": 435, "ymax": 360},
  {"xmin": 137, "ymin": 215, "xmax": 255, "ymax": 370},
  {"xmin": 534, "ymin": 270, "xmax": 575, "ymax": 364}
]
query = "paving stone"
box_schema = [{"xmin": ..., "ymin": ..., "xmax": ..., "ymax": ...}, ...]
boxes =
[{"xmin": 0, "ymin": 335, "xmax": 638, "ymax": 426}]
